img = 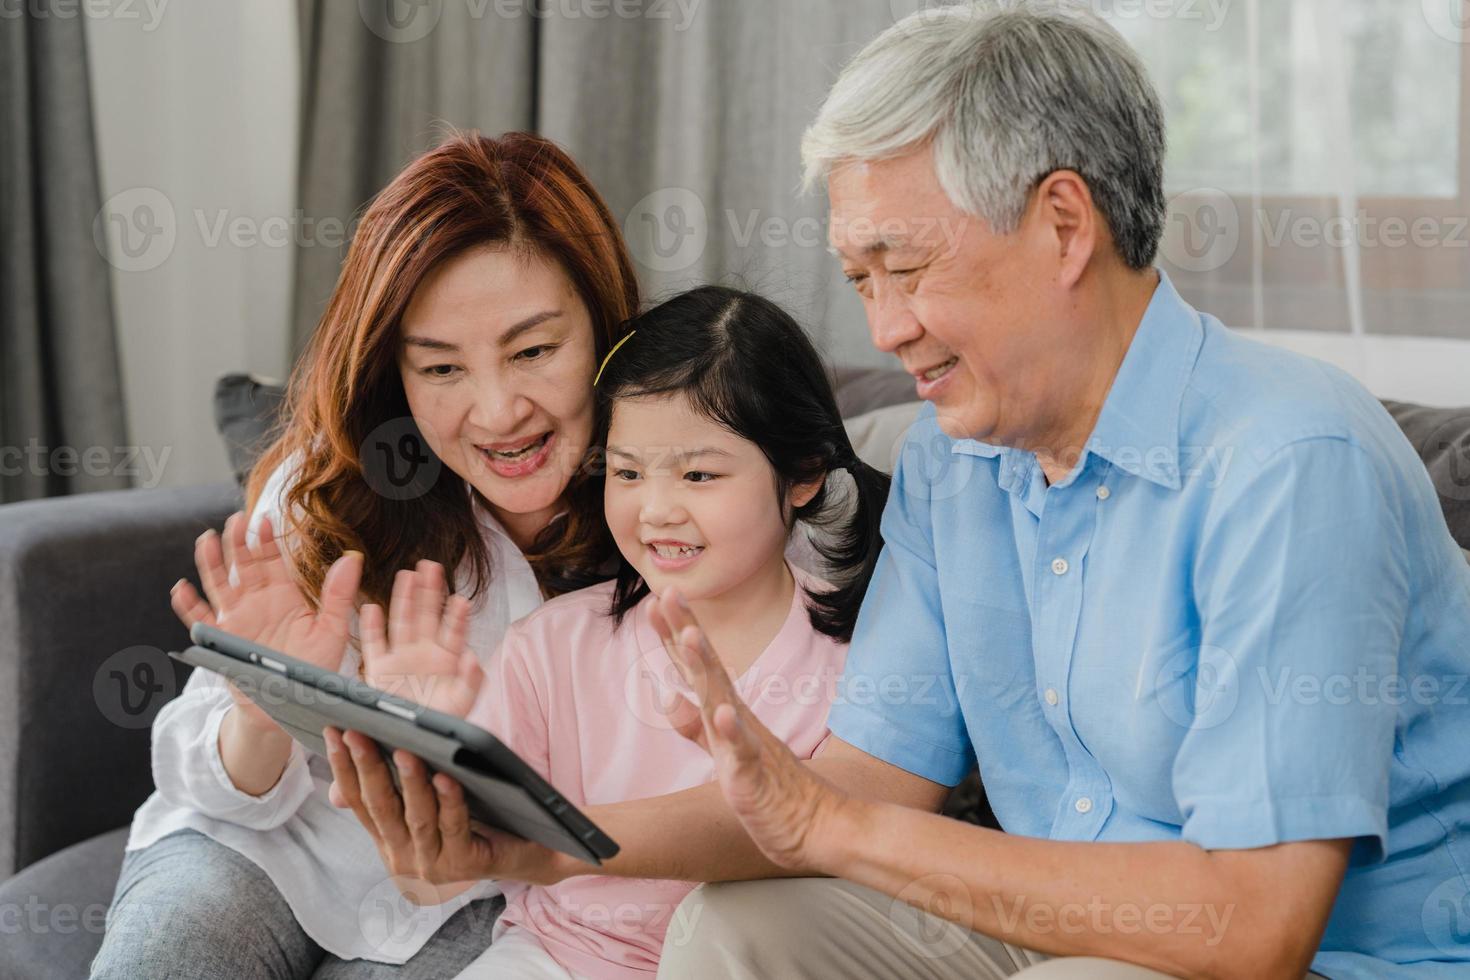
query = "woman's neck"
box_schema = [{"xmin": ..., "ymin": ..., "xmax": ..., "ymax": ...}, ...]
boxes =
[{"xmin": 684, "ymin": 554, "xmax": 796, "ymax": 679}]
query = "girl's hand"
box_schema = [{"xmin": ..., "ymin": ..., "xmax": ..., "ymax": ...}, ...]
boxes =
[
  {"xmin": 323, "ymin": 728, "xmax": 574, "ymax": 889},
  {"xmin": 360, "ymin": 560, "xmax": 483, "ymax": 718},
  {"xmin": 170, "ymin": 511, "xmax": 362, "ymax": 730},
  {"xmin": 648, "ymin": 587, "xmax": 848, "ymax": 873}
]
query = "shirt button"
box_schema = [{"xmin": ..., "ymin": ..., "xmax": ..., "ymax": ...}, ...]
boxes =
[
  {"xmin": 1074, "ymin": 797, "xmax": 1093, "ymax": 814},
  {"xmin": 1044, "ymin": 688, "xmax": 1059, "ymax": 706},
  {"xmin": 1051, "ymin": 557, "xmax": 1069, "ymax": 576},
  {"xmin": 1096, "ymin": 485, "xmax": 1111, "ymax": 500}
]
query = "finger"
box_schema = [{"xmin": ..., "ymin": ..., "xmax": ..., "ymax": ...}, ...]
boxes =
[
  {"xmin": 234, "ymin": 514, "xmax": 269, "ymax": 591},
  {"xmin": 221, "ymin": 512, "xmax": 247, "ymax": 588},
  {"xmin": 671, "ymin": 622, "xmax": 730, "ymax": 708},
  {"xmin": 388, "ymin": 569, "xmax": 414, "ymax": 651},
  {"xmin": 412, "ymin": 560, "xmax": 447, "ymax": 642},
  {"xmin": 322, "ymin": 728, "xmax": 379, "ymax": 843},
  {"xmin": 437, "ymin": 594, "xmax": 471, "ymax": 656},
  {"xmin": 433, "ymin": 773, "xmax": 473, "ymax": 852},
  {"xmin": 359, "ymin": 603, "xmax": 388, "ymax": 680},
  {"xmin": 394, "ymin": 750, "xmax": 443, "ymax": 875},
  {"xmin": 170, "ymin": 579, "xmax": 217, "ymax": 630},
  {"xmin": 195, "ymin": 526, "xmax": 234, "ymax": 612},
  {"xmin": 343, "ymin": 729, "xmax": 414, "ymax": 852},
  {"xmin": 711, "ymin": 702, "xmax": 762, "ymax": 766}
]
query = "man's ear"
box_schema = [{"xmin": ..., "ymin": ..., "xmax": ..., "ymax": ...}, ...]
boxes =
[{"xmin": 1033, "ymin": 169, "xmax": 1097, "ymax": 289}]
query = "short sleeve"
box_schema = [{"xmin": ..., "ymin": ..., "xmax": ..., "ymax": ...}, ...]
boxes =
[
  {"xmin": 826, "ymin": 418, "xmax": 976, "ymax": 786},
  {"xmin": 1175, "ymin": 436, "xmax": 1407, "ymax": 859}
]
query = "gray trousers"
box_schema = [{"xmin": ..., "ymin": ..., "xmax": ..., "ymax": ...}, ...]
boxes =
[
  {"xmin": 89, "ymin": 829, "xmax": 502, "ymax": 980},
  {"xmin": 656, "ymin": 878, "xmax": 1330, "ymax": 979}
]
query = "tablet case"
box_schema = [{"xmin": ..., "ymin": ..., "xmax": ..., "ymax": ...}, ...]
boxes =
[{"xmin": 172, "ymin": 623, "xmax": 618, "ymax": 864}]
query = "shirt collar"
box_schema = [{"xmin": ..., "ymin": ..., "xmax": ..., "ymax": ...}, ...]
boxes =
[
  {"xmin": 949, "ymin": 269, "xmax": 1203, "ymax": 492},
  {"xmin": 1084, "ymin": 269, "xmax": 1203, "ymax": 490}
]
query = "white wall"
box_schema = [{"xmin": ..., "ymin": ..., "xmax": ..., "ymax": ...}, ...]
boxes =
[{"xmin": 87, "ymin": 0, "xmax": 299, "ymax": 488}]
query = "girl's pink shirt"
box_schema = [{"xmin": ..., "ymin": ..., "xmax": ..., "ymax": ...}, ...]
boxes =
[{"xmin": 465, "ymin": 563, "xmax": 847, "ymax": 980}]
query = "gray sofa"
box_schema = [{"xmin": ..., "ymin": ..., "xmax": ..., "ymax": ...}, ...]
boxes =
[{"xmin": 0, "ymin": 372, "xmax": 1466, "ymax": 979}]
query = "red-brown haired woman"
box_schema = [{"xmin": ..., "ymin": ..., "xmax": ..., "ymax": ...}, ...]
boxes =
[{"xmin": 90, "ymin": 131, "xmax": 641, "ymax": 980}]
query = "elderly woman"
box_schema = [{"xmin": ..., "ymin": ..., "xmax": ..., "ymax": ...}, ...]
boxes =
[{"xmin": 326, "ymin": 4, "xmax": 1470, "ymax": 979}]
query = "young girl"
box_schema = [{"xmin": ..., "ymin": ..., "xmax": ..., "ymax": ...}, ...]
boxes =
[{"xmin": 441, "ymin": 285, "xmax": 893, "ymax": 978}]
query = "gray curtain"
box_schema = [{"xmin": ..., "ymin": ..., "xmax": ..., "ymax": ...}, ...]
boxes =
[
  {"xmin": 292, "ymin": 0, "xmax": 895, "ymax": 367},
  {"xmin": 0, "ymin": 12, "xmax": 130, "ymax": 502}
]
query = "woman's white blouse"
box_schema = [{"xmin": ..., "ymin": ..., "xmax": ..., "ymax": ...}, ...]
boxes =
[{"xmin": 125, "ymin": 459, "xmax": 546, "ymax": 964}]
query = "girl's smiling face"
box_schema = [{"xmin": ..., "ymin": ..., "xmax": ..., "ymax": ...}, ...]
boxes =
[{"xmin": 604, "ymin": 392, "xmax": 820, "ymax": 601}]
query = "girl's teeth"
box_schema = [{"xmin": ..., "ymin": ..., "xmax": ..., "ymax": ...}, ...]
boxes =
[
  {"xmin": 653, "ymin": 544, "xmax": 702, "ymax": 559},
  {"xmin": 924, "ymin": 357, "xmax": 958, "ymax": 381}
]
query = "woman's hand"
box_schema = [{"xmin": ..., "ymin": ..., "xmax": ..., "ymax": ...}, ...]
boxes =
[
  {"xmin": 647, "ymin": 587, "xmax": 850, "ymax": 873},
  {"xmin": 322, "ymin": 727, "xmax": 575, "ymax": 891},
  {"xmin": 170, "ymin": 511, "xmax": 362, "ymax": 730},
  {"xmin": 360, "ymin": 561, "xmax": 483, "ymax": 718}
]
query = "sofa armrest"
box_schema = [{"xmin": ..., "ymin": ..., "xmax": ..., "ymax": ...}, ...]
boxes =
[{"xmin": 0, "ymin": 482, "xmax": 240, "ymax": 877}]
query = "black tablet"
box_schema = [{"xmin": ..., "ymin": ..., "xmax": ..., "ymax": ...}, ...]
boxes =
[{"xmin": 173, "ymin": 622, "xmax": 619, "ymax": 864}]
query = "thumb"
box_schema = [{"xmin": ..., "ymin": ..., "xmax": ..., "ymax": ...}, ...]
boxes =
[
  {"xmin": 457, "ymin": 650, "xmax": 484, "ymax": 701},
  {"xmin": 316, "ymin": 551, "xmax": 363, "ymax": 634}
]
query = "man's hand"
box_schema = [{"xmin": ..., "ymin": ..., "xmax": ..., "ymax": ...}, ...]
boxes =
[
  {"xmin": 360, "ymin": 560, "xmax": 483, "ymax": 717},
  {"xmin": 647, "ymin": 586, "xmax": 851, "ymax": 872},
  {"xmin": 323, "ymin": 727, "xmax": 581, "ymax": 889}
]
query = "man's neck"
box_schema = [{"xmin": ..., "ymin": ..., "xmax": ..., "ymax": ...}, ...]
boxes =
[{"xmin": 1029, "ymin": 267, "xmax": 1160, "ymax": 486}]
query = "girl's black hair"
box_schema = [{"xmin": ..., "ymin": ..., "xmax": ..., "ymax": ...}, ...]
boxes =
[{"xmin": 594, "ymin": 285, "xmax": 891, "ymax": 643}]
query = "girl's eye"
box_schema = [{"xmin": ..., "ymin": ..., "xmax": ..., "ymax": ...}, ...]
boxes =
[
  {"xmin": 684, "ymin": 471, "xmax": 717, "ymax": 483},
  {"xmin": 613, "ymin": 469, "xmax": 640, "ymax": 481},
  {"xmin": 516, "ymin": 344, "xmax": 556, "ymax": 362}
]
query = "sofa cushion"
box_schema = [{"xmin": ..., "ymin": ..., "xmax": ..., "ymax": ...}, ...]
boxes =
[
  {"xmin": 0, "ymin": 827, "xmax": 126, "ymax": 979},
  {"xmin": 1382, "ymin": 401, "xmax": 1470, "ymax": 550},
  {"xmin": 214, "ymin": 373, "xmax": 286, "ymax": 487}
]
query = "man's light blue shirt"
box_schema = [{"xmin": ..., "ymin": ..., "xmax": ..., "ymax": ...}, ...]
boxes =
[{"xmin": 830, "ymin": 270, "xmax": 1470, "ymax": 977}]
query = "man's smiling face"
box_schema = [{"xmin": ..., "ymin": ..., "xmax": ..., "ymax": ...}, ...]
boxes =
[{"xmin": 827, "ymin": 145, "xmax": 1073, "ymax": 446}]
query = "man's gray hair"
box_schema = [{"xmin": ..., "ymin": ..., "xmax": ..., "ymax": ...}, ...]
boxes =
[{"xmin": 802, "ymin": 1, "xmax": 1167, "ymax": 270}]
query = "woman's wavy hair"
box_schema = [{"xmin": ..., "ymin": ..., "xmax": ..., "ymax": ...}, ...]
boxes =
[
  {"xmin": 594, "ymin": 286, "xmax": 892, "ymax": 643},
  {"xmin": 247, "ymin": 130, "xmax": 639, "ymax": 611}
]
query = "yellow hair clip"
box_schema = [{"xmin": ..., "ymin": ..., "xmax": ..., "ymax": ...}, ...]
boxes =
[{"xmin": 593, "ymin": 330, "xmax": 637, "ymax": 387}]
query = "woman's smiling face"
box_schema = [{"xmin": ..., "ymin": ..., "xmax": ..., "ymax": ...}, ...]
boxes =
[{"xmin": 398, "ymin": 245, "xmax": 599, "ymax": 548}]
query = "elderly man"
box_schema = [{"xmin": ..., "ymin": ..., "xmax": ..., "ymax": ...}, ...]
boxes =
[{"xmin": 328, "ymin": 3, "xmax": 1470, "ymax": 978}]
